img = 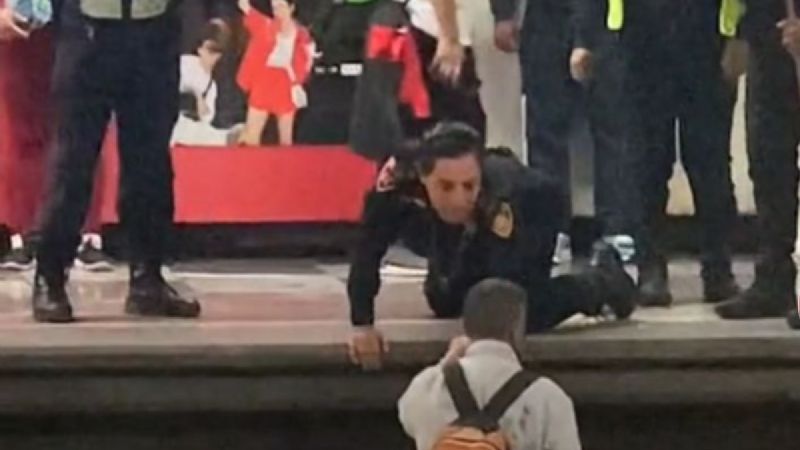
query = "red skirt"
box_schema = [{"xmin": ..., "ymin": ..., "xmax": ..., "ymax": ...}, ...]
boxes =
[{"xmin": 243, "ymin": 67, "xmax": 296, "ymax": 116}]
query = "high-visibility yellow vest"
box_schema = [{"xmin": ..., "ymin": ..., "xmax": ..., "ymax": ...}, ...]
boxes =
[
  {"xmin": 607, "ymin": 0, "xmax": 746, "ymax": 36},
  {"xmin": 607, "ymin": 0, "xmax": 624, "ymax": 31},
  {"xmin": 719, "ymin": 0, "xmax": 745, "ymax": 37}
]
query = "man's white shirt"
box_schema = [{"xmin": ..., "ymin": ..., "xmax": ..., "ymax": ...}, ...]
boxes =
[{"xmin": 398, "ymin": 340, "xmax": 582, "ymax": 450}]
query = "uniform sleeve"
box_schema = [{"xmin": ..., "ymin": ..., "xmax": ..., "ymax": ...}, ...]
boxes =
[
  {"xmin": 243, "ymin": 8, "xmax": 270, "ymax": 33},
  {"xmin": 571, "ymin": 0, "xmax": 604, "ymax": 50},
  {"xmin": 347, "ymin": 190, "xmax": 411, "ymax": 326},
  {"xmin": 543, "ymin": 387, "xmax": 582, "ymax": 450},
  {"xmin": 490, "ymin": 0, "xmax": 519, "ymax": 22}
]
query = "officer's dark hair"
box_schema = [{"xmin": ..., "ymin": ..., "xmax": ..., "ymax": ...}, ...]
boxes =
[
  {"xmin": 463, "ymin": 279, "xmax": 527, "ymax": 342},
  {"xmin": 414, "ymin": 122, "xmax": 484, "ymax": 177}
]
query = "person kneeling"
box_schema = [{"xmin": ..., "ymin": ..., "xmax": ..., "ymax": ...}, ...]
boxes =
[{"xmin": 347, "ymin": 122, "xmax": 636, "ymax": 370}]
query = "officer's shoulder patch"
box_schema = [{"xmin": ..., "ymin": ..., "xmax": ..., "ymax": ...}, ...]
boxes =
[{"xmin": 491, "ymin": 202, "xmax": 514, "ymax": 239}]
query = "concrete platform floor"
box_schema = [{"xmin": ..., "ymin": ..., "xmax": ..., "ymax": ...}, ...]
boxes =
[
  {"xmin": 0, "ymin": 257, "xmax": 792, "ymax": 344},
  {"xmin": 0, "ymin": 257, "xmax": 798, "ymax": 413}
]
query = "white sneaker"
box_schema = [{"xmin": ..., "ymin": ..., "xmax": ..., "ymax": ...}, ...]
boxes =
[
  {"xmin": 602, "ymin": 234, "xmax": 636, "ymax": 264},
  {"xmin": 552, "ymin": 233, "xmax": 573, "ymax": 265},
  {"xmin": 74, "ymin": 234, "xmax": 114, "ymax": 272}
]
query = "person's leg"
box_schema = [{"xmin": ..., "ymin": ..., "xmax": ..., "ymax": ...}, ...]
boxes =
[
  {"xmin": 716, "ymin": 36, "xmax": 800, "ymax": 319},
  {"xmin": 467, "ymin": 0, "xmax": 525, "ymax": 158},
  {"xmin": 520, "ymin": 16, "xmax": 577, "ymax": 237},
  {"xmin": 0, "ymin": 31, "xmax": 54, "ymax": 270},
  {"xmin": 624, "ymin": 5, "xmax": 680, "ymax": 307},
  {"xmin": 114, "ymin": 22, "xmax": 200, "ymax": 318},
  {"xmin": 241, "ymin": 107, "xmax": 269, "ymax": 146},
  {"xmin": 34, "ymin": 34, "xmax": 113, "ymax": 322},
  {"xmin": 526, "ymin": 244, "xmax": 636, "ymax": 332},
  {"xmin": 587, "ymin": 31, "xmax": 637, "ymax": 261},
  {"xmin": 675, "ymin": 23, "xmax": 739, "ymax": 303},
  {"xmin": 75, "ymin": 143, "xmax": 114, "ymax": 272},
  {"xmin": 277, "ymin": 112, "xmax": 296, "ymax": 146}
]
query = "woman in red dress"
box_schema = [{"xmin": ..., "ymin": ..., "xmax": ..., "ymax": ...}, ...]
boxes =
[{"xmin": 237, "ymin": 0, "xmax": 314, "ymax": 146}]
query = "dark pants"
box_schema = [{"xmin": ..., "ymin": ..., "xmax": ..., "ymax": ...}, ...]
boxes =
[
  {"xmin": 624, "ymin": 1, "xmax": 737, "ymax": 275},
  {"xmin": 405, "ymin": 28, "xmax": 486, "ymax": 139},
  {"xmin": 746, "ymin": 34, "xmax": 800, "ymax": 293},
  {"xmin": 425, "ymin": 267, "xmax": 614, "ymax": 333},
  {"xmin": 521, "ymin": 15, "xmax": 634, "ymax": 235},
  {"xmin": 37, "ymin": 20, "xmax": 179, "ymax": 272}
]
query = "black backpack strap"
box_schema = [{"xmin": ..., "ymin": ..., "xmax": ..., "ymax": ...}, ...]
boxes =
[
  {"xmin": 443, "ymin": 363, "xmax": 481, "ymax": 419},
  {"xmin": 482, "ymin": 370, "xmax": 538, "ymax": 423}
]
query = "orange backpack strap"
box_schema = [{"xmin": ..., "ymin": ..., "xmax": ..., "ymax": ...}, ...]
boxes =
[{"xmin": 482, "ymin": 371, "xmax": 539, "ymax": 423}]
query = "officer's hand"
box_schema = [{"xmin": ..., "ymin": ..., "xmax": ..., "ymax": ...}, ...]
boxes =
[
  {"xmin": 779, "ymin": 18, "xmax": 800, "ymax": 58},
  {"xmin": 720, "ymin": 38, "xmax": 748, "ymax": 86},
  {"xmin": 441, "ymin": 335, "xmax": 471, "ymax": 365},
  {"xmin": 494, "ymin": 20, "xmax": 519, "ymax": 53},
  {"xmin": 238, "ymin": 0, "xmax": 252, "ymax": 14},
  {"xmin": 569, "ymin": 47, "xmax": 593, "ymax": 83},
  {"xmin": 432, "ymin": 38, "xmax": 464, "ymax": 86},
  {"xmin": 348, "ymin": 327, "xmax": 389, "ymax": 371},
  {"xmin": 0, "ymin": 7, "xmax": 30, "ymax": 41}
]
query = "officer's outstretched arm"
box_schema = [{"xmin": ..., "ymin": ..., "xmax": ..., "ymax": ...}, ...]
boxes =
[{"xmin": 346, "ymin": 190, "xmax": 410, "ymax": 370}]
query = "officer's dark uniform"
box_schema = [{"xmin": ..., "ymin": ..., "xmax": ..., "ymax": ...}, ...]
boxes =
[
  {"xmin": 347, "ymin": 150, "xmax": 635, "ymax": 332},
  {"xmin": 715, "ymin": 0, "xmax": 800, "ymax": 328},
  {"xmin": 490, "ymin": 0, "xmax": 636, "ymax": 241},
  {"xmin": 34, "ymin": 0, "xmax": 199, "ymax": 322},
  {"xmin": 622, "ymin": 0, "xmax": 739, "ymax": 305}
]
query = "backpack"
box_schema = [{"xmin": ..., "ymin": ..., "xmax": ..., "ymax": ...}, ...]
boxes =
[{"xmin": 434, "ymin": 363, "xmax": 538, "ymax": 450}]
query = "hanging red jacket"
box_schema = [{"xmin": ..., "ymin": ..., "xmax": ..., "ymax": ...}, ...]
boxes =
[{"xmin": 349, "ymin": 1, "xmax": 430, "ymax": 161}]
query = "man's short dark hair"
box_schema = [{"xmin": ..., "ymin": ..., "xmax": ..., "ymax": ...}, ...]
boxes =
[
  {"xmin": 463, "ymin": 279, "xmax": 527, "ymax": 341},
  {"xmin": 415, "ymin": 122, "xmax": 483, "ymax": 176}
]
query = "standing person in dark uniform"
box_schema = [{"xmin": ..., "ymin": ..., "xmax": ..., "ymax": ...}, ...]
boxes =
[
  {"xmin": 622, "ymin": 0, "xmax": 740, "ymax": 307},
  {"xmin": 491, "ymin": 0, "xmax": 638, "ymax": 265},
  {"xmin": 714, "ymin": 0, "xmax": 800, "ymax": 329},
  {"xmin": 33, "ymin": 0, "xmax": 201, "ymax": 323},
  {"xmin": 346, "ymin": 122, "xmax": 636, "ymax": 370}
]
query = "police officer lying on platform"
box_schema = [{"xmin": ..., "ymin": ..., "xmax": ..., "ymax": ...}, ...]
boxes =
[{"xmin": 347, "ymin": 122, "xmax": 637, "ymax": 370}]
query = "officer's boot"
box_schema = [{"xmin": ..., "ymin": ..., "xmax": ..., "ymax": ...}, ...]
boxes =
[
  {"xmin": 591, "ymin": 242, "xmax": 636, "ymax": 320},
  {"xmin": 701, "ymin": 262, "xmax": 740, "ymax": 304},
  {"xmin": 125, "ymin": 263, "xmax": 201, "ymax": 318},
  {"xmin": 637, "ymin": 258, "xmax": 672, "ymax": 307},
  {"xmin": 32, "ymin": 264, "xmax": 74, "ymax": 323},
  {"xmin": 715, "ymin": 261, "xmax": 795, "ymax": 319}
]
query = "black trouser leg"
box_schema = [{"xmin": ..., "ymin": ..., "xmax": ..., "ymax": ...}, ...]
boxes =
[
  {"xmin": 677, "ymin": 42, "xmax": 737, "ymax": 278},
  {"xmin": 747, "ymin": 37, "xmax": 800, "ymax": 292},
  {"xmin": 114, "ymin": 33, "xmax": 179, "ymax": 266},
  {"xmin": 37, "ymin": 36, "xmax": 111, "ymax": 274},
  {"xmin": 521, "ymin": 21, "xmax": 577, "ymax": 231},
  {"xmin": 587, "ymin": 33, "xmax": 636, "ymax": 237},
  {"xmin": 628, "ymin": 49, "xmax": 677, "ymax": 270}
]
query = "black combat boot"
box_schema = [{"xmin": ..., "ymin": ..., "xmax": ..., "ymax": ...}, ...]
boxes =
[
  {"xmin": 32, "ymin": 267, "xmax": 74, "ymax": 323},
  {"xmin": 715, "ymin": 262, "xmax": 794, "ymax": 320},
  {"xmin": 591, "ymin": 242, "xmax": 636, "ymax": 320},
  {"xmin": 637, "ymin": 259, "xmax": 672, "ymax": 307},
  {"xmin": 788, "ymin": 309, "xmax": 800, "ymax": 330},
  {"xmin": 701, "ymin": 265, "xmax": 740, "ymax": 304},
  {"xmin": 125, "ymin": 263, "xmax": 201, "ymax": 318}
]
